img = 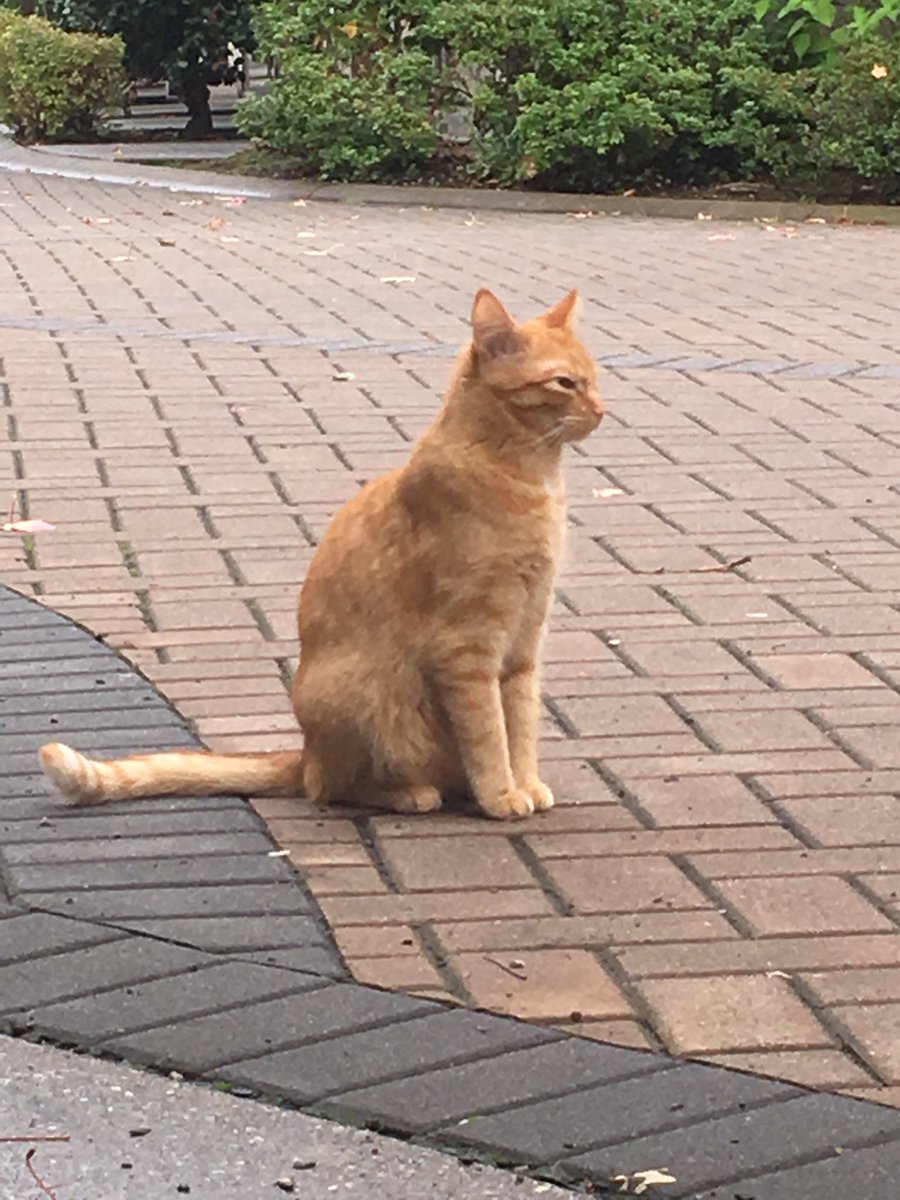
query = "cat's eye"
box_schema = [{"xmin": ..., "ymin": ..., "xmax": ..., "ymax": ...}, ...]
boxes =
[{"xmin": 555, "ymin": 375, "xmax": 577, "ymax": 390}]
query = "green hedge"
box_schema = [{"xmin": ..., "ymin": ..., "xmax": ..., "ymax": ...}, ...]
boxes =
[
  {"xmin": 0, "ymin": 9, "xmax": 124, "ymax": 142},
  {"xmin": 239, "ymin": 0, "xmax": 900, "ymax": 199}
]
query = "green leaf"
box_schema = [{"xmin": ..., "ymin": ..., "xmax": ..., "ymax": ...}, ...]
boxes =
[{"xmin": 791, "ymin": 28, "xmax": 812, "ymax": 59}]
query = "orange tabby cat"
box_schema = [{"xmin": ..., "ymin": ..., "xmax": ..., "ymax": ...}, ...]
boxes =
[{"xmin": 39, "ymin": 288, "xmax": 603, "ymax": 819}]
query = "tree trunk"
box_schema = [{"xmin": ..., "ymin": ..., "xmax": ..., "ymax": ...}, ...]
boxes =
[{"xmin": 181, "ymin": 71, "xmax": 213, "ymax": 139}]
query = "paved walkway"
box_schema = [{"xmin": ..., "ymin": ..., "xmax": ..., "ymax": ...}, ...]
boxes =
[
  {"xmin": 2, "ymin": 151, "xmax": 900, "ymax": 1107},
  {"xmin": 5, "ymin": 584, "xmax": 900, "ymax": 1198}
]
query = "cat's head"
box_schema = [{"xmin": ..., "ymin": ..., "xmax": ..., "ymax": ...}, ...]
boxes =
[{"xmin": 469, "ymin": 288, "xmax": 604, "ymax": 445}]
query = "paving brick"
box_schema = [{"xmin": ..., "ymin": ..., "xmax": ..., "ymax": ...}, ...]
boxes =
[
  {"xmin": 631, "ymin": 774, "xmax": 775, "ymax": 826},
  {"xmin": 828, "ymin": 1004, "xmax": 900, "ymax": 1082},
  {"xmin": 557, "ymin": 1017, "xmax": 655, "ymax": 1049},
  {"xmin": 98, "ymin": 981, "xmax": 423, "ymax": 1072},
  {"xmin": 346, "ymin": 955, "xmax": 447, "ymax": 991},
  {"xmin": 0, "ymin": 911, "xmax": 121, "ymax": 965},
  {"xmin": 752, "ymin": 652, "xmax": 883, "ymax": 689},
  {"xmin": 713, "ymin": 876, "xmax": 896, "ymax": 935},
  {"xmin": 701, "ymin": 1048, "xmax": 875, "ymax": 1089},
  {"xmin": 686, "ymin": 846, "xmax": 900, "ymax": 878},
  {"xmin": 697, "ymin": 1137, "xmax": 900, "ymax": 1200},
  {"xmin": 112, "ymin": 913, "xmax": 329, "ymax": 954},
  {"xmin": 449, "ymin": 949, "xmax": 632, "ymax": 1020},
  {"xmin": 432, "ymin": 910, "xmax": 739, "ymax": 953},
  {"xmin": 616, "ymin": 933, "xmax": 900, "ymax": 979},
  {"xmin": 0, "ymin": 938, "xmax": 213, "ymax": 1016},
  {"xmin": 779, "ymin": 794, "xmax": 900, "ymax": 846},
  {"xmin": 217, "ymin": 1008, "xmax": 551, "ymax": 1103},
  {"xmin": 447, "ymin": 1062, "xmax": 792, "ymax": 1163},
  {"xmin": 3, "ymin": 831, "xmax": 273, "ymax": 864},
  {"xmin": 31, "ymin": 960, "xmax": 317, "ymax": 1043},
  {"xmin": 323, "ymin": 1037, "xmax": 654, "ymax": 1131},
  {"xmin": 693, "ymin": 709, "xmax": 834, "ymax": 751},
  {"xmin": 376, "ymin": 836, "xmax": 536, "ymax": 891},
  {"xmin": 635, "ymin": 974, "xmax": 832, "ymax": 1054},
  {"xmin": 319, "ymin": 889, "xmax": 557, "ymax": 927},
  {"xmin": 26, "ymin": 882, "xmax": 312, "ymax": 922},
  {"xmin": 833, "ymin": 725, "xmax": 900, "ymax": 768},
  {"xmin": 541, "ymin": 855, "xmax": 712, "ymax": 915},
  {"xmin": 802, "ymin": 967, "xmax": 900, "ymax": 1005},
  {"xmin": 561, "ymin": 1092, "xmax": 900, "ymax": 1192},
  {"xmin": 7, "ymin": 853, "xmax": 293, "ymax": 893}
]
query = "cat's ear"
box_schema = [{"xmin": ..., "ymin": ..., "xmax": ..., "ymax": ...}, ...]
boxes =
[
  {"xmin": 543, "ymin": 289, "xmax": 580, "ymax": 330},
  {"xmin": 471, "ymin": 288, "xmax": 524, "ymax": 359}
]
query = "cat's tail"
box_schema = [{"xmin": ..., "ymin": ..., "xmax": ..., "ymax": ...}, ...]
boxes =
[{"xmin": 38, "ymin": 743, "xmax": 305, "ymax": 806}]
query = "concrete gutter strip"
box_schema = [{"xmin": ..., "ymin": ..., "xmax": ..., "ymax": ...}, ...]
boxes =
[{"xmin": 4, "ymin": 134, "xmax": 900, "ymax": 223}]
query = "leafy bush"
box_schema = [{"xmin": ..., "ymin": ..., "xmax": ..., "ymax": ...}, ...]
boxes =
[
  {"xmin": 0, "ymin": 10, "xmax": 124, "ymax": 141},
  {"xmin": 809, "ymin": 36, "xmax": 900, "ymax": 189},
  {"xmin": 243, "ymin": 0, "xmax": 900, "ymax": 199},
  {"xmin": 238, "ymin": 0, "xmax": 440, "ymax": 180},
  {"xmin": 754, "ymin": 0, "xmax": 900, "ymax": 66}
]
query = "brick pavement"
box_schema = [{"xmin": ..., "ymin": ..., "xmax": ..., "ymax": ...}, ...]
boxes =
[
  {"xmin": 3, "ymin": 161, "xmax": 900, "ymax": 1102},
  {"xmin": 9, "ymin": 584, "xmax": 900, "ymax": 1198}
]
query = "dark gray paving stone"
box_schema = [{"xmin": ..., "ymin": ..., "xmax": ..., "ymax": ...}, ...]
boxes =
[
  {"xmin": 30, "ymin": 960, "xmax": 314, "ymax": 1043},
  {"xmin": 0, "ymin": 672, "xmax": 144, "ymax": 697},
  {"xmin": 0, "ymin": 625, "xmax": 90, "ymax": 646},
  {"xmin": 28, "ymin": 882, "xmax": 313, "ymax": 921},
  {"xmin": 100, "ymin": 981, "xmax": 426, "ymax": 1073},
  {"xmin": 323, "ymin": 1037, "xmax": 663, "ymax": 1133},
  {"xmin": 1, "ymin": 794, "xmax": 247, "ymax": 820},
  {"xmin": 694, "ymin": 1136, "xmax": 900, "ymax": 1199},
  {"xmin": 559, "ymin": 1091, "xmax": 900, "ymax": 1195},
  {"xmin": 445, "ymin": 1063, "xmax": 795, "ymax": 1164},
  {"xmin": 1, "ymin": 808, "xmax": 261, "ymax": 842},
  {"xmin": 1, "ymin": 708, "xmax": 191, "ymax": 738},
  {"xmin": 238, "ymin": 946, "xmax": 347, "ymax": 975},
  {"xmin": 8, "ymin": 853, "xmax": 294, "ymax": 892},
  {"xmin": 3, "ymin": 831, "xmax": 274, "ymax": 863},
  {"xmin": 5, "ymin": 735, "xmax": 197, "ymax": 772},
  {"xmin": 218, "ymin": 1009, "xmax": 554, "ymax": 1105},
  {"xmin": 0, "ymin": 793, "xmax": 244, "ymax": 820},
  {"xmin": 0, "ymin": 939, "xmax": 213, "ymax": 1016},
  {"xmin": 115, "ymin": 914, "xmax": 330, "ymax": 953},
  {"xmin": 0, "ymin": 641, "xmax": 114, "ymax": 663},
  {"xmin": 0, "ymin": 910, "xmax": 121, "ymax": 964},
  {"xmin": 0, "ymin": 690, "xmax": 167, "ymax": 716}
]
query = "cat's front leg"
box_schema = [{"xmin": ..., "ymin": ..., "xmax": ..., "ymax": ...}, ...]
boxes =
[
  {"xmin": 436, "ymin": 653, "xmax": 536, "ymax": 819},
  {"xmin": 501, "ymin": 660, "xmax": 555, "ymax": 812}
]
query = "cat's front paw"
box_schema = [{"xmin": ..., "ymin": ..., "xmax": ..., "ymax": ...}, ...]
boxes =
[
  {"xmin": 478, "ymin": 788, "xmax": 535, "ymax": 821},
  {"xmin": 524, "ymin": 779, "xmax": 555, "ymax": 812}
]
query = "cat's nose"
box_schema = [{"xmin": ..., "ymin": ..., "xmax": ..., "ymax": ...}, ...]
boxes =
[{"xmin": 587, "ymin": 390, "xmax": 605, "ymax": 420}]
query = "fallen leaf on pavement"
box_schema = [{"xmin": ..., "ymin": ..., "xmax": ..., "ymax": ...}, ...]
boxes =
[
  {"xmin": 380, "ymin": 275, "xmax": 416, "ymax": 284},
  {"xmin": 110, "ymin": 255, "xmax": 134, "ymax": 262},
  {"xmin": 157, "ymin": 237, "xmax": 175, "ymax": 247},
  {"xmin": 614, "ymin": 1168, "xmax": 677, "ymax": 1194},
  {"xmin": 2, "ymin": 518, "xmax": 55, "ymax": 534},
  {"xmin": 696, "ymin": 212, "xmax": 713, "ymax": 220},
  {"xmin": 333, "ymin": 371, "xmax": 356, "ymax": 382},
  {"xmin": 708, "ymin": 232, "xmax": 737, "ymax": 241},
  {"xmin": 207, "ymin": 217, "xmax": 226, "ymax": 230},
  {"xmin": 592, "ymin": 486, "xmax": 624, "ymax": 498}
]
